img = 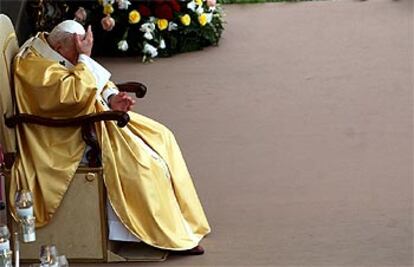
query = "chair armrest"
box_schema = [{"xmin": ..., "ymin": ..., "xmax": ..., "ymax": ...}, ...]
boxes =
[
  {"xmin": 5, "ymin": 111, "xmax": 130, "ymax": 167},
  {"xmin": 5, "ymin": 110, "xmax": 130, "ymax": 128},
  {"xmin": 116, "ymin": 82, "xmax": 147, "ymax": 98}
]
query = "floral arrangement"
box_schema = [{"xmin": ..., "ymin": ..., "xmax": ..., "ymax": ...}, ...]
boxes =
[{"xmin": 70, "ymin": 0, "xmax": 224, "ymax": 62}]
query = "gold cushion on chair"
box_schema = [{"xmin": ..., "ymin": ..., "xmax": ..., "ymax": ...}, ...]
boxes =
[{"xmin": 0, "ymin": 14, "xmax": 18, "ymax": 154}]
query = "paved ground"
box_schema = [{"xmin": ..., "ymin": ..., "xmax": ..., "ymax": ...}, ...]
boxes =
[{"xmin": 75, "ymin": 0, "xmax": 412, "ymax": 266}]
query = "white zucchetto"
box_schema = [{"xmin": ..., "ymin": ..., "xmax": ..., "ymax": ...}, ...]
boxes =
[{"xmin": 50, "ymin": 20, "xmax": 85, "ymax": 35}]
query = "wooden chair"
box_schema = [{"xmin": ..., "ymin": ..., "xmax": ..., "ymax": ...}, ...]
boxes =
[{"xmin": 0, "ymin": 14, "xmax": 167, "ymax": 262}]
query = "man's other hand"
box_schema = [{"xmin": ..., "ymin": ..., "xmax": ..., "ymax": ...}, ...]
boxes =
[
  {"xmin": 75, "ymin": 25, "xmax": 93, "ymax": 56},
  {"xmin": 109, "ymin": 92, "xmax": 136, "ymax": 112}
]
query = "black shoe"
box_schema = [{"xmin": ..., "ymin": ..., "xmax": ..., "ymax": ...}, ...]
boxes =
[{"xmin": 171, "ymin": 245, "xmax": 205, "ymax": 256}]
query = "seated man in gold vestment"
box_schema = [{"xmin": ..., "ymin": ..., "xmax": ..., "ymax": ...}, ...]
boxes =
[{"xmin": 9, "ymin": 20, "xmax": 210, "ymax": 254}]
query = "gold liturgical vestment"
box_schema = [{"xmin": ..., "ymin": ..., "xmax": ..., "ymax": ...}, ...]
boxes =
[{"xmin": 9, "ymin": 34, "xmax": 210, "ymax": 250}]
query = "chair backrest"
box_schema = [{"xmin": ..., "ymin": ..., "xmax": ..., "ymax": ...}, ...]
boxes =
[{"xmin": 0, "ymin": 14, "xmax": 18, "ymax": 155}]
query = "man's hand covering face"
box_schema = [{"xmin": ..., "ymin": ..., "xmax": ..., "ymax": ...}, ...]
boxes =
[{"xmin": 75, "ymin": 25, "xmax": 93, "ymax": 57}]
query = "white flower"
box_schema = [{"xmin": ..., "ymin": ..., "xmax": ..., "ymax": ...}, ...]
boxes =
[
  {"xmin": 140, "ymin": 22, "xmax": 155, "ymax": 33},
  {"xmin": 140, "ymin": 22, "xmax": 155, "ymax": 40},
  {"xmin": 148, "ymin": 16, "xmax": 156, "ymax": 23},
  {"xmin": 205, "ymin": 13, "xmax": 213, "ymax": 23},
  {"xmin": 209, "ymin": 6, "xmax": 216, "ymax": 12},
  {"xmin": 168, "ymin": 22, "xmax": 178, "ymax": 31},
  {"xmin": 144, "ymin": 32, "xmax": 153, "ymax": 40},
  {"xmin": 159, "ymin": 39, "xmax": 166, "ymax": 49},
  {"xmin": 117, "ymin": 0, "xmax": 131, "ymax": 10},
  {"xmin": 117, "ymin": 40, "xmax": 129, "ymax": 51},
  {"xmin": 103, "ymin": 0, "xmax": 115, "ymax": 5},
  {"xmin": 143, "ymin": 43, "xmax": 158, "ymax": 58},
  {"xmin": 196, "ymin": 5, "xmax": 204, "ymax": 15},
  {"xmin": 187, "ymin": 1, "xmax": 196, "ymax": 11}
]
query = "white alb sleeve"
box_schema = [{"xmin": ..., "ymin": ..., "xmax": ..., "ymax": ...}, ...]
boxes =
[
  {"xmin": 78, "ymin": 54, "xmax": 111, "ymax": 93},
  {"xmin": 102, "ymin": 87, "xmax": 119, "ymax": 104}
]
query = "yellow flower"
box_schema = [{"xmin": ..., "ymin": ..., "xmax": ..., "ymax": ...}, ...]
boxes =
[
  {"xmin": 195, "ymin": 0, "xmax": 203, "ymax": 6},
  {"xmin": 157, "ymin": 19, "xmax": 168, "ymax": 31},
  {"xmin": 129, "ymin": 10, "xmax": 141, "ymax": 24},
  {"xmin": 198, "ymin": 13, "xmax": 208, "ymax": 26},
  {"xmin": 180, "ymin": 14, "xmax": 191, "ymax": 26},
  {"xmin": 103, "ymin": 4, "xmax": 114, "ymax": 15}
]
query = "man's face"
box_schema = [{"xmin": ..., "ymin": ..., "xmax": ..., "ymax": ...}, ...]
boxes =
[{"xmin": 56, "ymin": 34, "xmax": 84, "ymax": 65}]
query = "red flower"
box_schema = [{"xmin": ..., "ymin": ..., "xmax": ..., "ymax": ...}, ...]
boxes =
[
  {"xmin": 154, "ymin": 3, "xmax": 173, "ymax": 20},
  {"xmin": 138, "ymin": 4, "xmax": 151, "ymax": 17},
  {"xmin": 170, "ymin": 0, "xmax": 181, "ymax": 12}
]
